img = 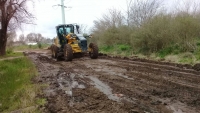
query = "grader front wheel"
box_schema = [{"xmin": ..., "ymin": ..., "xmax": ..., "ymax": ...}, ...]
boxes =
[
  {"xmin": 64, "ymin": 44, "xmax": 73, "ymax": 61},
  {"xmin": 51, "ymin": 44, "xmax": 58, "ymax": 59},
  {"xmin": 89, "ymin": 43, "xmax": 98, "ymax": 59}
]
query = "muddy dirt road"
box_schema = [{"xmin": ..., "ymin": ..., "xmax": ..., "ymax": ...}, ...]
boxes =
[{"xmin": 25, "ymin": 50, "xmax": 200, "ymax": 113}]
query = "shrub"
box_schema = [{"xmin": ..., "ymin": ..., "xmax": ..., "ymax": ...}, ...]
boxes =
[
  {"xmin": 158, "ymin": 47, "xmax": 173, "ymax": 58},
  {"xmin": 38, "ymin": 43, "xmax": 42, "ymax": 49},
  {"xmin": 100, "ymin": 45, "xmax": 114, "ymax": 52},
  {"xmin": 117, "ymin": 44, "xmax": 131, "ymax": 51},
  {"xmin": 130, "ymin": 14, "xmax": 174, "ymax": 53},
  {"xmin": 6, "ymin": 48, "xmax": 13, "ymax": 54},
  {"xmin": 29, "ymin": 45, "xmax": 32, "ymax": 48},
  {"xmin": 157, "ymin": 44, "xmax": 182, "ymax": 58},
  {"xmin": 92, "ymin": 2, "xmax": 200, "ymax": 58},
  {"xmin": 171, "ymin": 13, "xmax": 200, "ymax": 52}
]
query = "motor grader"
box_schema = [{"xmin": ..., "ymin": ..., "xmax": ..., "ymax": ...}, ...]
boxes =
[{"xmin": 50, "ymin": 24, "xmax": 98, "ymax": 61}]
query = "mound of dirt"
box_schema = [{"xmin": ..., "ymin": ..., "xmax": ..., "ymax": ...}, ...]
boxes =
[{"xmin": 193, "ymin": 63, "xmax": 200, "ymax": 71}]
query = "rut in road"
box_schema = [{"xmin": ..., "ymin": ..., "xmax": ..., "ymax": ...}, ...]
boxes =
[{"xmin": 27, "ymin": 52, "xmax": 200, "ymax": 113}]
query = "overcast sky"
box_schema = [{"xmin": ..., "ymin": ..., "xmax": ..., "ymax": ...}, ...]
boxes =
[{"xmin": 16, "ymin": 0, "xmax": 200, "ymax": 39}]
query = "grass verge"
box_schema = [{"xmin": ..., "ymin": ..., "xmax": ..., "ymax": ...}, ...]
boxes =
[
  {"xmin": 0, "ymin": 52, "xmax": 23, "ymax": 59},
  {"xmin": 99, "ymin": 44, "xmax": 133, "ymax": 57},
  {"xmin": 0, "ymin": 57, "xmax": 43, "ymax": 112},
  {"xmin": 99, "ymin": 44, "xmax": 200, "ymax": 64}
]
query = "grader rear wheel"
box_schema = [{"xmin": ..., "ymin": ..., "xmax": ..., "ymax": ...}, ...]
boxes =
[
  {"xmin": 64, "ymin": 44, "xmax": 73, "ymax": 61},
  {"xmin": 89, "ymin": 43, "xmax": 98, "ymax": 59}
]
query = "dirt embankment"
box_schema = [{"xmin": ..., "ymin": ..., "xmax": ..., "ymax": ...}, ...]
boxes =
[{"xmin": 26, "ymin": 50, "xmax": 200, "ymax": 113}]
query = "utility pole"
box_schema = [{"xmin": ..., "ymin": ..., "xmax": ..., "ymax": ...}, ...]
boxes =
[
  {"xmin": 53, "ymin": 0, "xmax": 72, "ymax": 24},
  {"xmin": 61, "ymin": 0, "xmax": 66, "ymax": 24}
]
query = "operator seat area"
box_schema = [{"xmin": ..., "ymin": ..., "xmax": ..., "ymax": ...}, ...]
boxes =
[{"xmin": 56, "ymin": 24, "xmax": 77, "ymax": 49}]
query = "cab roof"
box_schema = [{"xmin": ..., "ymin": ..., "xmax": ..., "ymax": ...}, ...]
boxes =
[{"xmin": 56, "ymin": 24, "xmax": 75, "ymax": 28}]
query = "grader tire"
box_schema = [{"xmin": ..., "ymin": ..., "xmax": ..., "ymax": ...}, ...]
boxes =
[
  {"xmin": 56, "ymin": 55, "xmax": 63, "ymax": 61},
  {"xmin": 64, "ymin": 44, "xmax": 73, "ymax": 61},
  {"xmin": 51, "ymin": 44, "xmax": 58, "ymax": 59},
  {"xmin": 89, "ymin": 43, "xmax": 98, "ymax": 59}
]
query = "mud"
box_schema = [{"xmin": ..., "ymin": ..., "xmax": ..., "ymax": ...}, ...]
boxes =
[{"xmin": 26, "ymin": 50, "xmax": 200, "ymax": 113}]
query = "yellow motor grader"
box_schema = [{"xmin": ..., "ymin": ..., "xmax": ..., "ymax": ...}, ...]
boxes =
[{"xmin": 50, "ymin": 24, "xmax": 98, "ymax": 61}]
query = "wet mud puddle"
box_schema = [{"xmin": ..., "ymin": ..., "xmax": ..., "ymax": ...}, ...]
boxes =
[
  {"xmin": 57, "ymin": 72, "xmax": 86, "ymax": 97},
  {"xmin": 89, "ymin": 76, "xmax": 120, "ymax": 101}
]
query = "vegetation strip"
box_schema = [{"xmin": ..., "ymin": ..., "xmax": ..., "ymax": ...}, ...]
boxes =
[
  {"xmin": 0, "ymin": 57, "xmax": 42, "ymax": 112},
  {"xmin": 0, "ymin": 56, "xmax": 24, "ymax": 61},
  {"xmin": 90, "ymin": 0, "xmax": 200, "ymax": 64},
  {"xmin": 0, "ymin": 52, "xmax": 23, "ymax": 59}
]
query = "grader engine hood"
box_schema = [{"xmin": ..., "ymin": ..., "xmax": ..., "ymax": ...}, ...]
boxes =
[{"xmin": 76, "ymin": 34, "xmax": 87, "ymax": 52}]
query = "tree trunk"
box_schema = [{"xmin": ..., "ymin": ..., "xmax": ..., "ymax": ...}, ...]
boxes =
[
  {"xmin": 0, "ymin": 29, "xmax": 7, "ymax": 56},
  {"xmin": 0, "ymin": 2, "xmax": 9, "ymax": 56}
]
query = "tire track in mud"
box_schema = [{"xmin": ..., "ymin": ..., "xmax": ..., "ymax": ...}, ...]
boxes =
[
  {"xmin": 109, "ymin": 58, "xmax": 199, "ymax": 75},
  {"xmin": 106, "ymin": 63, "xmax": 200, "ymax": 92},
  {"xmin": 26, "ymin": 51, "xmax": 200, "ymax": 113},
  {"xmin": 82, "ymin": 57, "xmax": 200, "ymax": 112},
  {"xmin": 28, "ymin": 53, "xmax": 134, "ymax": 113},
  {"xmin": 100, "ymin": 58, "xmax": 200, "ymax": 92}
]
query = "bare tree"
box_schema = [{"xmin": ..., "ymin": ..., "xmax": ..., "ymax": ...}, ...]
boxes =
[
  {"xmin": 26, "ymin": 33, "xmax": 44, "ymax": 43},
  {"xmin": 26, "ymin": 33, "xmax": 34, "ymax": 42},
  {"xmin": 129, "ymin": 0, "xmax": 162, "ymax": 27},
  {"xmin": 19, "ymin": 34, "xmax": 25, "ymax": 44},
  {"xmin": 174, "ymin": 0, "xmax": 200, "ymax": 15},
  {"xmin": 6, "ymin": 31, "xmax": 16, "ymax": 47},
  {"xmin": 93, "ymin": 8, "xmax": 125, "ymax": 33},
  {"xmin": 43, "ymin": 37, "xmax": 52, "ymax": 44},
  {"xmin": 34, "ymin": 33, "xmax": 43, "ymax": 43},
  {"xmin": 126, "ymin": 0, "xmax": 133, "ymax": 27},
  {"xmin": 92, "ymin": 8, "xmax": 126, "ymax": 46},
  {"xmin": 102, "ymin": 8, "xmax": 125, "ymax": 28},
  {"xmin": 0, "ymin": 0, "xmax": 34, "ymax": 56}
]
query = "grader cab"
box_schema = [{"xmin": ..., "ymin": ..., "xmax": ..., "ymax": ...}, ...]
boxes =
[{"xmin": 51, "ymin": 24, "xmax": 98, "ymax": 61}]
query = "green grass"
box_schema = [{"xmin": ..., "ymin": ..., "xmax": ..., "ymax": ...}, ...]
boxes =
[
  {"xmin": 0, "ymin": 57, "xmax": 42, "ymax": 112},
  {"xmin": 178, "ymin": 52, "xmax": 196, "ymax": 64},
  {"xmin": 0, "ymin": 47, "xmax": 23, "ymax": 59},
  {"xmin": 0, "ymin": 52, "xmax": 23, "ymax": 59},
  {"xmin": 36, "ymin": 98, "xmax": 47, "ymax": 106},
  {"xmin": 99, "ymin": 44, "xmax": 133, "ymax": 57},
  {"xmin": 99, "ymin": 43, "xmax": 200, "ymax": 64},
  {"xmin": 157, "ymin": 44, "xmax": 182, "ymax": 58},
  {"xmin": 194, "ymin": 46, "xmax": 200, "ymax": 60},
  {"xmin": 157, "ymin": 47, "xmax": 173, "ymax": 58},
  {"xmin": 0, "ymin": 53, "xmax": 23, "ymax": 58}
]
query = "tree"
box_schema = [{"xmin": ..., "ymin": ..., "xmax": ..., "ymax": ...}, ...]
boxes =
[
  {"xmin": 92, "ymin": 8, "xmax": 125, "ymax": 46},
  {"xmin": 129, "ymin": 0, "xmax": 162, "ymax": 27},
  {"xmin": 102, "ymin": 8, "xmax": 125, "ymax": 28},
  {"xmin": 35, "ymin": 33, "xmax": 44, "ymax": 43},
  {"xmin": 126, "ymin": 0, "xmax": 133, "ymax": 27},
  {"xmin": 92, "ymin": 8, "xmax": 125, "ymax": 33},
  {"xmin": 0, "ymin": 0, "xmax": 34, "ymax": 56},
  {"xmin": 26, "ymin": 33, "xmax": 44, "ymax": 43},
  {"xmin": 6, "ymin": 31, "xmax": 16, "ymax": 47},
  {"xmin": 26, "ymin": 33, "xmax": 34, "ymax": 42},
  {"xmin": 19, "ymin": 34, "xmax": 25, "ymax": 44}
]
